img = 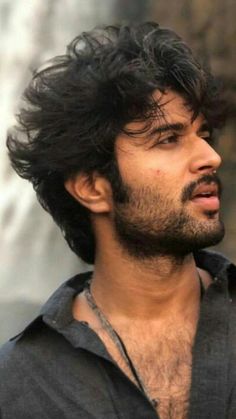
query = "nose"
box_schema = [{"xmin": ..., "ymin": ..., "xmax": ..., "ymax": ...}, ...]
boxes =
[{"xmin": 190, "ymin": 138, "xmax": 222, "ymax": 175}]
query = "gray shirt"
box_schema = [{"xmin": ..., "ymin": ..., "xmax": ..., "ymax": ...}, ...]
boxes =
[{"xmin": 0, "ymin": 250, "xmax": 236, "ymax": 419}]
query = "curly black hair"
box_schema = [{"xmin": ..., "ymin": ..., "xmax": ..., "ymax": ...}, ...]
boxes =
[{"xmin": 7, "ymin": 22, "xmax": 226, "ymax": 264}]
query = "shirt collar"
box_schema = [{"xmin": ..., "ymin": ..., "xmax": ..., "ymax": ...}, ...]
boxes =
[
  {"xmin": 194, "ymin": 249, "xmax": 236, "ymax": 280},
  {"xmin": 40, "ymin": 271, "xmax": 92, "ymax": 329},
  {"xmin": 41, "ymin": 250, "xmax": 236, "ymax": 321},
  {"xmin": 15, "ymin": 250, "xmax": 236, "ymax": 352}
]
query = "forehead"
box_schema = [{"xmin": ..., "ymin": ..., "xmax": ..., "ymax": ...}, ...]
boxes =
[
  {"xmin": 155, "ymin": 90, "xmax": 191, "ymax": 120},
  {"xmin": 115, "ymin": 90, "xmax": 206, "ymax": 151},
  {"xmin": 125, "ymin": 90, "xmax": 196, "ymax": 133}
]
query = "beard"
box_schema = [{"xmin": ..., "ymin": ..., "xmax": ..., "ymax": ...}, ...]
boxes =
[{"xmin": 111, "ymin": 172, "xmax": 225, "ymax": 260}]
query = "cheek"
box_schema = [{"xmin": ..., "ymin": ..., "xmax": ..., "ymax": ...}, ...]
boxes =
[{"xmin": 149, "ymin": 168, "xmax": 181, "ymax": 197}]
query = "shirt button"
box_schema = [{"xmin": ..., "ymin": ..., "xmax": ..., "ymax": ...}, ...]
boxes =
[{"xmin": 152, "ymin": 399, "xmax": 159, "ymax": 408}]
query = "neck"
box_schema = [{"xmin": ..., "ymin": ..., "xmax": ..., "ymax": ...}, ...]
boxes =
[
  {"xmin": 91, "ymin": 246, "xmax": 203, "ymax": 323},
  {"xmin": 87, "ymin": 217, "xmax": 212, "ymax": 325}
]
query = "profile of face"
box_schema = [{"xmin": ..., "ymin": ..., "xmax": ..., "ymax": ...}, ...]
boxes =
[{"xmin": 110, "ymin": 90, "xmax": 225, "ymax": 259}]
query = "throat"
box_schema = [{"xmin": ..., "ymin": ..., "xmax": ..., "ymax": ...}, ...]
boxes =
[
  {"xmin": 90, "ymin": 252, "xmax": 206, "ymax": 321},
  {"xmin": 89, "ymin": 275, "xmax": 203, "ymax": 323}
]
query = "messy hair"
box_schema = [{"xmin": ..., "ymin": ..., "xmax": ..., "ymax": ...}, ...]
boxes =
[{"xmin": 7, "ymin": 22, "xmax": 226, "ymax": 264}]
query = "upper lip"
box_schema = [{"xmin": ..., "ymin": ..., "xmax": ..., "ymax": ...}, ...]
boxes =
[{"xmin": 191, "ymin": 182, "xmax": 219, "ymax": 199}]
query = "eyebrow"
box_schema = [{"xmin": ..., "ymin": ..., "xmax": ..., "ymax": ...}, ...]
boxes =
[
  {"xmin": 148, "ymin": 123, "xmax": 186, "ymax": 137},
  {"xmin": 148, "ymin": 121, "xmax": 211, "ymax": 138}
]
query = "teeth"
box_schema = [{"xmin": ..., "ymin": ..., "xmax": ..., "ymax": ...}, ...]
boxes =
[{"xmin": 193, "ymin": 184, "xmax": 218, "ymax": 198}]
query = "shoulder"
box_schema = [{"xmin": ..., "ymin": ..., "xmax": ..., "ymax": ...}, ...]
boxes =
[
  {"xmin": 0, "ymin": 329, "xmax": 32, "ymax": 410},
  {"xmin": 0, "ymin": 316, "xmax": 68, "ymax": 406},
  {"xmin": 0, "ymin": 317, "xmax": 47, "ymax": 383},
  {"xmin": 0, "ymin": 318, "xmax": 80, "ymax": 419}
]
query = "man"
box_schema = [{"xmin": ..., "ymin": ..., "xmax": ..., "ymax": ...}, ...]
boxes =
[{"xmin": 0, "ymin": 22, "xmax": 235, "ymax": 419}]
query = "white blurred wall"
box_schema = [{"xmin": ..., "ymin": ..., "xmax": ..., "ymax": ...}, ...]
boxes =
[{"xmin": 0, "ymin": 0, "xmax": 115, "ymax": 343}]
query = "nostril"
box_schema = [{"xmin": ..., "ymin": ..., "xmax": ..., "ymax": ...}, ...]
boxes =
[{"xmin": 199, "ymin": 165, "xmax": 215, "ymax": 172}]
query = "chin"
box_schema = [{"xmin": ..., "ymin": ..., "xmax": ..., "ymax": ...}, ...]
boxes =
[
  {"xmin": 192, "ymin": 220, "xmax": 225, "ymax": 249},
  {"xmin": 203, "ymin": 210, "xmax": 220, "ymax": 220},
  {"xmin": 171, "ymin": 217, "xmax": 225, "ymax": 256}
]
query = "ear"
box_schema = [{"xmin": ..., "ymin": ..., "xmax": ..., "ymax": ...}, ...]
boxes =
[{"xmin": 64, "ymin": 172, "xmax": 112, "ymax": 214}]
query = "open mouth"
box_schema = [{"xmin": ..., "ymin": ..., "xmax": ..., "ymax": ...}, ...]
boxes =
[
  {"xmin": 191, "ymin": 183, "xmax": 218, "ymax": 199},
  {"xmin": 190, "ymin": 183, "xmax": 220, "ymax": 211}
]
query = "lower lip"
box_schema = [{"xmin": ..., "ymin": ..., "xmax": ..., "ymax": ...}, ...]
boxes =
[{"xmin": 191, "ymin": 196, "xmax": 220, "ymax": 211}]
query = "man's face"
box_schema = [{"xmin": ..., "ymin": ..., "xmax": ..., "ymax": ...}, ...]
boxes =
[{"xmin": 111, "ymin": 90, "xmax": 225, "ymax": 259}]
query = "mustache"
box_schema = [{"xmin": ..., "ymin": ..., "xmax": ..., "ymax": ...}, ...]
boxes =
[{"xmin": 181, "ymin": 173, "xmax": 223, "ymax": 203}]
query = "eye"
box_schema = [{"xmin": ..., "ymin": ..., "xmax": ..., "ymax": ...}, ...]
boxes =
[
  {"xmin": 149, "ymin": 133, "xmax": 179, "ymax": 149},
  {"xmin": 158, "ymin": 134, "xmax": 179, "ymax": 145}
]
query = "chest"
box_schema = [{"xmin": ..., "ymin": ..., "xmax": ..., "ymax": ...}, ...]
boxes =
[{"xmin": 97, "ymin": 326, "xmax": 195, "ymax": 419}]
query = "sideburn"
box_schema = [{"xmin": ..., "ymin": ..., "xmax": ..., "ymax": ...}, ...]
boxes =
[{"xmin": 102, "ymin": 157, "xmax": 130, "ymax": 204}]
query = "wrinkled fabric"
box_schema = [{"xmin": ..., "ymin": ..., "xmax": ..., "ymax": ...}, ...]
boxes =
[{"xmin": 0, "ymin": 250, "xmax": 236, "ymax": 419}]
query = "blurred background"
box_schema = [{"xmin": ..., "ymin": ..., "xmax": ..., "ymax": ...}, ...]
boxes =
[{"xmin": 0, "ymin": 0, "xmax": 235, "ymax": 344}]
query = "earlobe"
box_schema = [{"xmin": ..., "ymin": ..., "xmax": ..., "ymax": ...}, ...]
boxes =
[{"xmin": 64, "ymin": 173, "xmax": 112, "ymax": 214}]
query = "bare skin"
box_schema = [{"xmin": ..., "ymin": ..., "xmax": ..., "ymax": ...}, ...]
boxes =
[
  {"xmin": 66, "ymin": 90, "xmax": 222, "ymax": 418},
  {"xmin": 73, "ymin": 266, "xmax": 212, "ymax": 418}
]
